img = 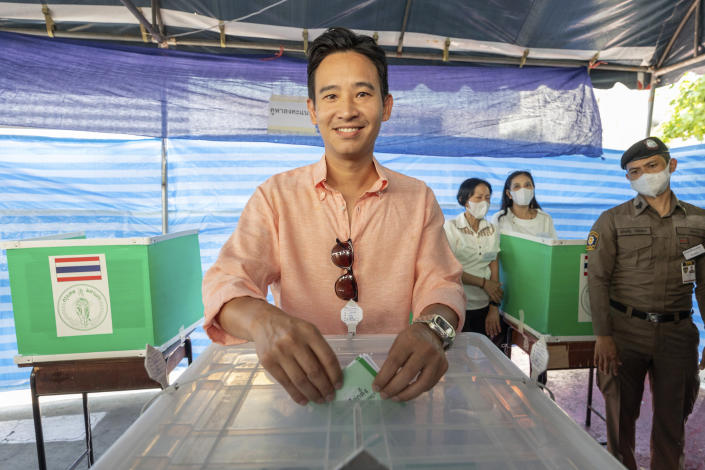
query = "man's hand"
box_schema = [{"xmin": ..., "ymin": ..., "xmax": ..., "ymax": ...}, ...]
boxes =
[
  {"xmin": 372, "ymin": 323, "xmax": 448, "ymax": 402},
  {"xmin": 483, "ymin": 279, "xmax": 503, "ymax": 304},
  {"xmin": 594, "ymin": 335, "xmax": 621, "ymax": 376},
  {"xmin": 699, "ymin": 346, "xmax": 705, "ymax": 371},
  {"xmin": 485, "ymin": 305, "xmax": 501, "ymax": 338},
  {"xmin": 218, "ymin": 297, "xmax": 342, "ymax": 406}
]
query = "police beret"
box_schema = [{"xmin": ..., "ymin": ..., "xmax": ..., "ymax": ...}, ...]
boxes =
[{"xmin": 620, "ymin": 137, "xmax": 670, "ymax": 169}]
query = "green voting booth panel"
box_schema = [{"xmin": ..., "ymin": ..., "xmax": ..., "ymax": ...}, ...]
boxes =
[
  {"xmin": 3, "ymin": 230, "xmax": 203, "ymax": 360},
  {"xmin": 499, "ymin": 232, "xmax": 593, "ymax": 337}
]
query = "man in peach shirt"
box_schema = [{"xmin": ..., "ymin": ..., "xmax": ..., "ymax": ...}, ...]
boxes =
[{"xmin": 202, "ymin": 27, "xmax": 465, "ymax": 406}]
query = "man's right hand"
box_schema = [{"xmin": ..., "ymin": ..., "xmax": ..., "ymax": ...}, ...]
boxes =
[
  {"xmin": 218, "ymin": 298, "xmax": 343, "ymax": 406},
  {"xmin": 594, "ymin": 335, "xmax": 621, "ymax": 376}
]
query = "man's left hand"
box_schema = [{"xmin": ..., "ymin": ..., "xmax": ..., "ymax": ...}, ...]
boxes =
[
  {"xmin": 700, "ymin": 346, "xmax": 705, "ymax": 370},
  {"xmin": 372, "ymin": 323, "xmax": 448, "ymax": 402}
]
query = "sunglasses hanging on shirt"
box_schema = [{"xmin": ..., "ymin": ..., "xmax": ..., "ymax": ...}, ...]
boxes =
[{"xmin": 331, "ymin": 238, "xmax": 363, "ymax": 335}]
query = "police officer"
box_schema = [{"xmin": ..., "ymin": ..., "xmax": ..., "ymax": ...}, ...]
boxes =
[{"xmin": 587, "ymin": 136, "xmax": 705, "ymax": 470}]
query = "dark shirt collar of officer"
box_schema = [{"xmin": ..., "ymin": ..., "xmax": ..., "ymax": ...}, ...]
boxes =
[{"xmin": 622, "ymin": 136, "xmax": 678, "ymax": 218}]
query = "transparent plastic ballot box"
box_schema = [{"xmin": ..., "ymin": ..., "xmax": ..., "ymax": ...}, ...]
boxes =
[{"xmin": 93, "ymin": 333, "xmax": 620, "ymax": 469}]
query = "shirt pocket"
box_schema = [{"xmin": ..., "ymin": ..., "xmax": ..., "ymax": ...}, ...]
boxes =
[
  {"xmin": 676, "ymin": 226, "xmax": 705, "ymax": 249},
  {"xmin": 616, "ymin": 235, "xmax": 653, "ymax": 269}
]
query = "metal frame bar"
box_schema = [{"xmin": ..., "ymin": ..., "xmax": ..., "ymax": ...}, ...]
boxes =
[
  {"xmin": 656, "ymin": 0, "xmax": 700, "ymax": 69},
  {"xmin": 655, "ymin": 50, "xmax": 705, "ymax": 76},
  {"xmin": 161, "ymin": 137, "xmax": 168, "ymax": 234},
  {"xmin": 30, "ymin": 369, "xmax": 47, "ymax": 470},
  {"xmin": 645, "ymin": 73, "xmax": 657, "ymax": 137},
  {"xmin": 154, "ymin": 0, "xmax": 165, "ymax": 37},
  {"xmin": 396, "ymin": 0, "xmax": 413, "ymax": 56},
  {"xmin": 0, "ymin": 27, "xmax": 652, "ymax": 74},
  {"xmin": 120, "ymin": 0, "xmax": 165, "ymax": 44},
  {"xmin": 696, "ymin": 0, "xmax": 702, "ymax": 56}
]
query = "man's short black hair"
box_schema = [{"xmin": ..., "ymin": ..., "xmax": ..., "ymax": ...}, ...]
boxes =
[{"xmin": 307, "ymin": 27, "xmax": 388, "ymax": 102}]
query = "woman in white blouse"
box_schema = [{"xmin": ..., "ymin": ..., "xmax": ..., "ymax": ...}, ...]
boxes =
[
  {"xmin": 443, "ymin": 178, "xmax": 505, "ymax": 341},
  {"xmin": 491, "ymin": 170, "xmax": 557, "ymax": 239}
]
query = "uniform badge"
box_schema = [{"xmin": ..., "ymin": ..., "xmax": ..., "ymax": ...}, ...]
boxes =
[
  {"xmin": 645, "ymin": 139, "xmax": 658, "ymax": 149},
  {"xmin": 586, "ymin": 231, "xmax": 599, "ymax": 251}
]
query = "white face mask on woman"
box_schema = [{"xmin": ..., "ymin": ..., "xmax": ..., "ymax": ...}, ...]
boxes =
[
  {"xmin": 466, "ymin": 200, "xmax": 489, "ymax": 219},
  {"xmin": 630, "ymin": 166, "xmax": 671, "ymax": 198},
  {"xmin": 510, "ymin": 188, "xmax": 534, "ymax": 206}
]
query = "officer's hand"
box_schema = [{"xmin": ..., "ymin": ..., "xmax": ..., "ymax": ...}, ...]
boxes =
[
  {"xmin": 486, "ymin": 306, "xmax": 501, "ymax": 338},
  {"xmin": 699, "ymin": 346, "xmax": 705, "ymax": 371},
  {"xmin": 372, "ymin": 323, "xmax": 448, "ymax": 402},
  {"xmin": 594, "ymin": 335, "xmax": 621, "ymax": 376},
  {"xmin": 484, "ymin": 279, "xmax": 503, "ymax": 303},
  {"xmin": 250, "ymin": 308, "xmax": 342, "ymax": 406}
]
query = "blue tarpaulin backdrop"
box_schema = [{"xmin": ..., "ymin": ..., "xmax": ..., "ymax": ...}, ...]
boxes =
[
  {"xmin": 0, "ymin": 135, "xmax": 703, "ymax": 390},
  {"xmin": 0, "ymin": 31, "xmax": 602, "ymax": 158}
]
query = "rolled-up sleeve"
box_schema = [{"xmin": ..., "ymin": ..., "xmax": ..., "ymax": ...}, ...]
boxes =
[
  {"xmin": 587, "ymin": 211, "xmax": 616, "ymax": 336},
  {"xmin": 202, "ymin": 185, "xmax": 281, "ymax": 344},
  {"xmin": 411, "ymin": 187, "xmax": 466, "ymax": 330}
]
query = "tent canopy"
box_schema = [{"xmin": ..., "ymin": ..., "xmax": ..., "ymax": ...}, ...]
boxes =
[{"xmin": 1, "ymin": 0, "xmax": 705, "ymax": 88}]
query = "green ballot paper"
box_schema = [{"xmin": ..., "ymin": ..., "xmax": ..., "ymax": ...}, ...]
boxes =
[{"xmin": 335, "ymin": 353, "xmax": 381, "ymax": 401}]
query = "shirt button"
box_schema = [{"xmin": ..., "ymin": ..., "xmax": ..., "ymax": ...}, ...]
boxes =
[
  {"xmin": 319, "ymin": 192, "xmax": 326, "ymax": 201},
  {"xmin": 356, "ymin": 207, "xmax": 360, "ymax": 212}
]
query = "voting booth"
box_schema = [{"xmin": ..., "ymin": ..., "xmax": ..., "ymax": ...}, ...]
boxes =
[
  {"xmin": 91, "ymin": 333, "xmax": 621, "ymax": 469},
  {"xmin": 498, "ymin": 232, "xmax": 593, "ymax": 339},
  {"xmin": 3, "ymin": 230, "xmax": 203, "ymax": 362}
]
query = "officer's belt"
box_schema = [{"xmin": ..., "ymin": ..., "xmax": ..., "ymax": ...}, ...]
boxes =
[{"xmin": 609, "ymin": 299, "xmax": 692, "ymax": 323}]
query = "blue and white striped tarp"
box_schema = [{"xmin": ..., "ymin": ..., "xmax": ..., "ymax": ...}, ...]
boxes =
[{"xmin": 0, "ymin": 134, "xmax": 703, "ymax": 390}]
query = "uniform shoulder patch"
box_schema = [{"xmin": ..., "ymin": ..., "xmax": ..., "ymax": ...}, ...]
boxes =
[{"xmin": 586, "ymin": 231, "xmax": 599, "ymax": 251}]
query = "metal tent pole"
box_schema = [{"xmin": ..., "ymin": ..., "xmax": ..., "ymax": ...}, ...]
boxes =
[
  {"xmin": 645, "ymin": 73, "xmax": 657, "ymax": 137},
  {"xmin": 161, "ymin": 137, "xmax": 168, "ymax": 234}
]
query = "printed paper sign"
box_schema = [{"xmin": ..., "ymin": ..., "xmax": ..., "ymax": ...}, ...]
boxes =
[
  {"xmin": 267, "ymin": 95, "xmax": 317, "ymax": 135},
  {"xmin": 49, "ymin": 254, "xmax": 113, "ymax": 336},
  {"xmin": 578, "ymin": 253, "xmax": 592, "ymax": 323},
  {"xmin": 530, "ymin": 336, "xmax": 549, "ymax": 381}
]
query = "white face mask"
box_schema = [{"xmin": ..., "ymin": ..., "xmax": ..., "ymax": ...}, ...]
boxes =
[
  {"xmin": 466, "ymin": 200, "xmax": 489, "ymax": 220},
  {"xmin": 630, "ymin": 166, "xmax": 671, "ymax": 198},
  {"xmin": 510, "ymin": 188, "xmax": 534, "ymax": 206}
]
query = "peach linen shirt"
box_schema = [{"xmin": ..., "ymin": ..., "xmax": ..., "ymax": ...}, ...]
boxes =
[{"xmin": 202, "ymin": 156, "xmax": 466, "ymax": 344}]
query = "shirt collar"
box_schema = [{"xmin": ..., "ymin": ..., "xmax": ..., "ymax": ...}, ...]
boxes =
[
  {"xmin": 313, "ymin": 155, "xmax": 389, "ymax": 194},
  {"xmin": 455, "ymin": 212, "xmax": 490, "ymax": 231},
  {"xmin": 633, "ymin": 191, "xmax": 685, "ymax": 216}
]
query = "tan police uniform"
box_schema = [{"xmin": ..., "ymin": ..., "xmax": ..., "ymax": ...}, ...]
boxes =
[{"xmin": 587, "ymin": 191, "xmax": 705, "ymax": 470}]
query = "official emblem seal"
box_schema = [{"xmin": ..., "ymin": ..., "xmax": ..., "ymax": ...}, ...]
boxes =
[{"xmin": 57, "ymin": 284, "xmax": 109, "ymax": 331}]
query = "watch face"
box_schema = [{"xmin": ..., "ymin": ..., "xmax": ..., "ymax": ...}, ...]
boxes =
[{"xmin": 432, "ymin": 315, "xmax": 455, "ymax": 338}]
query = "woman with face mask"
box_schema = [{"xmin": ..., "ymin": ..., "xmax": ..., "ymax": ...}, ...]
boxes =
[
  {"xmin": 491, "ymin": 171, "xmax": 558, "ymax": 239},
  {"xmin": 443, "ymin": 178, "xmax": 505, "ymax": 343}
]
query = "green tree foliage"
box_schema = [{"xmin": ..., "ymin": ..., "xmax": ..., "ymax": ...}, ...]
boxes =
[{"xmin": 660, "ymin": 74, "xmax": 705, "ymax": 143}]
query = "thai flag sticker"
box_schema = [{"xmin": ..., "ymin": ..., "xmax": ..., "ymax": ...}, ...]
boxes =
[
  {"xmin": 53, "ymin": 256, "xmax": 102, "ymax": 282},
  {"xmin": 49, "ymin": 253, "xmax": 113, "ymax": 337}
]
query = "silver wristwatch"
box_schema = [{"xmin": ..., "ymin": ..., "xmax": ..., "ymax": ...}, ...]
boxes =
[{"xmin": 413, "ymin": 314, "xmax": 456, "ymax": 350}]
